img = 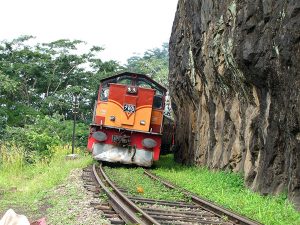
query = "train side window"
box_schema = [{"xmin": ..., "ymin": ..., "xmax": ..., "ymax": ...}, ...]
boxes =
[
  {"xmin": 153, "ymin": 95, "xmax": 163, "ymax": 109},
  {"xmin": 100, "ymin": 87, "xmax": 109, "ymax": 101}
]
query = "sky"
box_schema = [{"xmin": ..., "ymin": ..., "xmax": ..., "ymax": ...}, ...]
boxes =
[{"xmin": 0, "ymin": 0, "xmax": 178, "ymax": 65}]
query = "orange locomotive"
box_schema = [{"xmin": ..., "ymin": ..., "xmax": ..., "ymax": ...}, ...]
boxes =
[{"xmin": 87, "ymin": 72, "xmax": 168, "ymax": 167}]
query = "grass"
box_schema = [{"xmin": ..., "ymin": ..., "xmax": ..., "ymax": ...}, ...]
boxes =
[
  {"xmin": 1, "ymin": 145, "xmax": 299, "ymax": 225},
  {"xmin": 153, "ymin": 154, "xmax": 300, "ymax": 225},
  {"xmin": 0, "ymin": 145, "xmax": 93, "ymax": 216},
  {"xmin": 104, "ymin": 165, "xmax": 186, "ymax": 201}
]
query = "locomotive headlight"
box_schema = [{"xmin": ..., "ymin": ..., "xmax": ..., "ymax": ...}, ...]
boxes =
[
  {"xmin": 127, "ymin": 86, "xmax": 137, "ymax": 94},
  {"xmin": 110, "ymin": 116, "xmax": 116, "ymax": 121},
  {"xmin": 92, "ymin": 131, "xmax": 107, "ymax": 142},
  {"xmin": 142, "ymin": 138, "xmax": 157, "ymax": 148},
  {"xmin": 140, "ymin": 120, "xmax": 146, "ymax": 125}
]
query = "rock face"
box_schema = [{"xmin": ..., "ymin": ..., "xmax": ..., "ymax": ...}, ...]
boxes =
[{"xmin": 169, "ymin": 0, "xmax": 300, "ymax": 208}]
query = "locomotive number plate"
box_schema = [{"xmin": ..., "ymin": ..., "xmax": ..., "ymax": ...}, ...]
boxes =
[
  {"xmin": 112, "ymin": 135, "xmax": 130, "ymax": 145},
  {"xmin": 112, "ymin": 135, "xmax": 121, "ymax": 143},
  {"xmin": 123, "ymin": 104, "xmax": 135, "ymax": 113}
]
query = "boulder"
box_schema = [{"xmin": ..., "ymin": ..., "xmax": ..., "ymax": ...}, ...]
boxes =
[
  {"xmin": 0, "ymin": 209, "xmax": 30, "ymax": 225},
  {"xmin": 169, "ymin": 0, "xmax": 300, "ymax": 209}
]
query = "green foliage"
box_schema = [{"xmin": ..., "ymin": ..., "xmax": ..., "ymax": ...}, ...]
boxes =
[
  {"xmin": 0, "ymin": 71, "xmax": 19, "ymax": 93},
  {"xmin": 0, "ymin": 145, "xmax": 93, "ymax": 214},
  {"xmin": 104, "ymin": 166, "xmax": 185, "ymax": 201},
  {"xmin": 0, "ymin": 109, "xmax": 7, "ymax": 138},
  {"xmin": 2, "ymin": 114, "xmax": 88, "ymax": 161},
  {"xmin": 125, "ymin": 43, "xmax": 169, "ymax": 87},
  {"xmin": 0, "ymin": 71, "xmax": 20, "ymax": 137},
  {"xmin": 0, "ymin": 36, "xmax": 121, "ymax": 126},
  {"xmin": 154, "ymin": 155, "xmax": 300, "ymax": 225}
]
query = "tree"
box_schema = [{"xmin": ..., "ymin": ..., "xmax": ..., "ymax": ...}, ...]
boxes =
[
  {"xmin": 125, "ymin": 43, "xmax": 169, "ymax": 87},
  {"xmin": 0, "ymin": 36, "xmax": 121, "ymax": 127}
]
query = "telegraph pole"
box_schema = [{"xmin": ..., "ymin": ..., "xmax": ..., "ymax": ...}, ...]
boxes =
[{"xmin": 71, "ymin": 94, "xmax": 79, "ymax": 154}]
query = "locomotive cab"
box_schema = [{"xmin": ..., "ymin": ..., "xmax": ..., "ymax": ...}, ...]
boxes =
[{"xmin": 87, "ymin": 72, "xmax": 167, "ymax": 167}]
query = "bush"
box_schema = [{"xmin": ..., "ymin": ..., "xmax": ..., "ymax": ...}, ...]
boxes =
[
  {"xmin": 0, "ymin": 144, "xmax": 26, "ymax": 171},
  {"xmin": 2, "ymin": 114, "xmax": 88, "ymax": 162}
]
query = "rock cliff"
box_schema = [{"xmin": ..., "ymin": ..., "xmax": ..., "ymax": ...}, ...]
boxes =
[{"xmin": 169, "ymin": 0, "xmax": 300, "ymax": 208}]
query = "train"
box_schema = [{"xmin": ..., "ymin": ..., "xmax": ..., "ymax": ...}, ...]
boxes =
[{"xmin": 87, "ymin": 72, "xmax": 173, "ymax": 167}]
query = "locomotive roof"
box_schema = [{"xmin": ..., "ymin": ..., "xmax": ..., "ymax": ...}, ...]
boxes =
[{"xmin": 100, "ymin": 72, "xmax": 167, "ymax": 92}]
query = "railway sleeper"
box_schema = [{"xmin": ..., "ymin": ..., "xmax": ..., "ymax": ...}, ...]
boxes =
[
  {"xmin": 150, "ymin": 214, "xmax": 221, "ymax": 223},
  {"xmin": 83, "ymin": 181, "xmax": 96, "ymax": 185},
  {"xmin": 103, "ymin": 213, "xmax": 120, "ymax": 218},
  {"xmin": 109, "ymin": 218, "xmax": 125, "ymax": 224},
  {"xmin": 142, "ymin": 207, "xmax": 215, "ymax": 217},
  {"xmin": 93, "ymin": 204, "xmax": 111, "ymax": 210},
  {"xmin": 134, "ymin": 200, "xmax": 199, "ymax": 208},
  {"xmin": 82, "ymin": 172, "xmax": 93, "ymax": 177},
  {"xmin": 160, "ymin": 221, "xmax": 232, "ymax": 225},
  {"xmin": 151, "ymin": 215, "xmax": 225, "ymax": 224},
  {"xmin": 82, "ymin": 167, "xmax": 93, "ymax": 172},
  {"xmin": 143, "ymin": 210, "xmax": 219, "ymax": 219},
  {"xmin": 81, "ymin": 175, "xmax": 95, "ymax": 180},
  {"xmin": 128, "ymin": 196, "xmax": 189, "ymax": 204},
  {"xmin": 150, "ymin": 213, "xmax": 221, "ymax": 221},
  {"xmin": 101, "ymin": 209, "xmax": 118, "ymax": 214}
]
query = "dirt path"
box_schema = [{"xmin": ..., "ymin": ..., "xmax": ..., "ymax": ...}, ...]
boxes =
[
  {"xmin": 45, "ymin": 168, "xmax": 110, "ymax": 224},
  {"xmin": 1, "ymin": 168, "xmax": 110, "ymax": 225}
]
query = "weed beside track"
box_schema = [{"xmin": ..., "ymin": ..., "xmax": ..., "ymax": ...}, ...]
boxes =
[
  {"xmin": 0, "ymin": 146, "xmax": 93, "ymax": 221},
  {"xmin": 104, "ymin": 165, "xmax": 185, "ymax": 202},
  {"xmin": 154, "ymin": 155, "xmax": 300, "ymax": 225}
]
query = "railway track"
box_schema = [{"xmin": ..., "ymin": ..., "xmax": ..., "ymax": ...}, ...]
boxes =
[{"xmin": 82, "ymin": 163, "xmax": 261, "ymax": 225}]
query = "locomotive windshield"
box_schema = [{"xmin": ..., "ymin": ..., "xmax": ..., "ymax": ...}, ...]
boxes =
[
  {"xmin": 99, "ymin": 73, "xmax": 165, "ymax": 109},
  {"xmin": 136, "ymin": 78, "xmax": 163, "ymax": 96},
  {"xmin": 117, "ymin": 77, "xmax": 132, "ymax": 85}
]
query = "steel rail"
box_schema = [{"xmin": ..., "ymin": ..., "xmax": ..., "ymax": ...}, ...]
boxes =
[
  {"xmin": 93, "ymin": 163, "xmax": 160, "ymax": 225},
  {"xmin": 144, "ymin": 169, "xmax": 262, "ymax": 225}
]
